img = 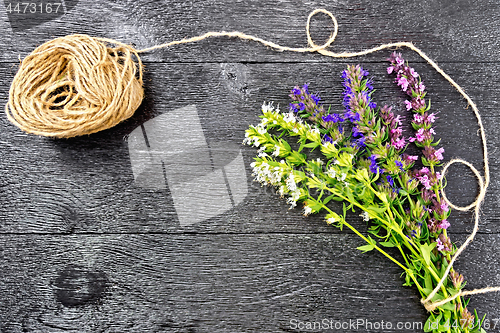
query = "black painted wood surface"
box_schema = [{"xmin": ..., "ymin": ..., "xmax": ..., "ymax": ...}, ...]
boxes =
[{"xmin": 1, "ymin": 1, "xmax": 499, "ymax": 332}]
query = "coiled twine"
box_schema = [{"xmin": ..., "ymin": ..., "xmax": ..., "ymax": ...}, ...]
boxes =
[{"xmin": 6, "ymin": 34, "xmax": 144, "ymax": 138}]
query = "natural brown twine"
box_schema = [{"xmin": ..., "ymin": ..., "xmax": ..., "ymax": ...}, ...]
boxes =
[
  {"xmin": 6, "ymin": 34, "xmax": 144, "ymax": 138},
  {"xmin": 5, "ymin": 8, "xmax": 495, "ymax": 311}
]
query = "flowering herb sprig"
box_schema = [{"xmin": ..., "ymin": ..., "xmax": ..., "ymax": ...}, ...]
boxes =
[
  {"xmin": 388, "ymin": 52, "xmax": 476, "ymax": 329},
  {"xmin": 244, "ymin": 62, "xmax": 485, "ymax": 332}
]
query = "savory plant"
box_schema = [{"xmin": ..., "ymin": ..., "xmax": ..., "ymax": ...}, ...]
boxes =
[{"xmin": 243, "ymin": 53, "xmax": 486, "ymax": 333}]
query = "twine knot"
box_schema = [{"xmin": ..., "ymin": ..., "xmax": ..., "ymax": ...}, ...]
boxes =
[{"xmin": 4, "ymin": 9, "xmax": 497, "ymax": 313}]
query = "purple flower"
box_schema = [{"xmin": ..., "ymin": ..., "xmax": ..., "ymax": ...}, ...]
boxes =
[
  {"xmin": 394, "ymin": 115, "xmax": 403, "ymax": 126},
  {"xmin": 397, "ymin": 77, "xmax": 409, "ymax": 91},
  {"xmin": 415, "ymin": 128, "xmax": 425, "ymax": 142},
  {"xmin": 419, "ymin": 174, "xmax": 432, "ymax": 189},
  {"xmin": 427, "ymin": 113, "xmax": 437, "ymax": 123},
  {"xmin": 392, "ymin": 137, "xmax": 406, "ymax": 150},
  {"xmin": 322, "ymin": 134, "xmax": 334, "ymax": 144},
  {"xmin": 322, "ymin": 113, "xmax": 343, "ymax": 123},
  {"xmin": 387, "ymin": 175, "xmax": 395, "ymax": 187},
  {"xmin": 410, "ymin": 68, "xmax": 419, "ymax": 78},
  {"xmin": 436, "ymin": 238, "xmax": 445, "ymax": 251},
  {"xmin": 405, "ymin": 100, "xmax": 412, "ymax": 110},
  {"xmin": 354, "ymin": 136, "xmax": 366, "ymax": 148},
  {"xmin": 302, "ymin": 83, "xmax": 309, "ymax": 94},
  {"xmin": 352, "ymin": 126, "xmax": 362, "ymax": 138},
  {"xmin": 311, "ymin": 94, "xmax": 321, "ymax": 105},
  {"xmin": 369, "ymin": 155, "xmax": 381, "ymax": 174},
  {"xmin": 414, "ymin": 114, "xmax": 423, "ymax": 123},
  {"xmin": 298, "ymin": 102, "xmax": 305, "ymax": 111},
  {"xmin": 387, "ymin": 66, "xmax": 394, "ymax": 74},
  {"xmin": 395, "ymin": 160, "xmax": 404, "ymax": 171},
  {"xmin": 421, "ymin": 189, "xmax": 435, "ymax": 204},
  {"xmin": 434, "ymin": 147, "xmax": 445, "ymax": 160},
  {"xmin": 292, "ymin": 87, "xmax": 301, "ymax": 95},
  {"xmin": 438, "ymin": 219, "xmax": 450, "ymax": 230}
]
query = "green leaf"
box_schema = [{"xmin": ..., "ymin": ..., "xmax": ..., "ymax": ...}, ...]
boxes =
[
  {"xmin": 437, "ymin": 302, "xmax": 455, "ymax": 312},
  {"xmin": 356, "ymin": 244, "xmax": 375, "ymax": 253},
  {"xmin": 424, "ymin": 271, "xmax": 433, "ymax": 291},
  {"xmin": 304, "ymin": 142, "xmax": 320, "ymax": 149},
  {"xmin": 421, "ymin": 242, "xmax": 437, "ymax": 266},
  {"xmin": 323, "ymin": 194, "xmax": 336, "ymax": 205},
  {"xmin": 424, "ymin": 314, "xmax": 441, "ymax": 332},
  {"xmin": 366, "ymin": 205, "xmax": 386, "ymax": 214},
  {"xmin": 281, "ymin": 139, "xmax": 291, "ymax": 152},
  {"xmin": 379, "ymin": 241, "xmax": 396, "ymax": 247}
]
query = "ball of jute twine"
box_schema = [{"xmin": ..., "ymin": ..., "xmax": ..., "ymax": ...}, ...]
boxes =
[
  {"xmin": 6, "ymin": 34, "xmax": 144, "ymax": 138},
  {"xmin": 5, "ymin": 8, "xmax": 497, "ymax": 312}
]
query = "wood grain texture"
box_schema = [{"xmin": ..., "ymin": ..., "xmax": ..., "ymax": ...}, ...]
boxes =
[
  {"xmin": 0, "ymin": 0, "xmax": 499, "ymax": 63},
  {"xmin": 0, "ymin": 233, "xmax": 498, "ymax": 332},
  {"xmin": 0, "ymin": 61, "xmax": 495, "ymax": 233},
  {"xmin": 0, "ymin": 234, "xmax": 457, "ymax": 332},
  {"xmin": 1, "ymin": 1, "xmax": 500, "ymax": 331}
]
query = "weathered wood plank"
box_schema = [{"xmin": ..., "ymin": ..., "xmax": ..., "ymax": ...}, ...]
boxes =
[
  {"xmin": 1, "ymin": 61, "xmax": 498, "ymax": 233},
  {"xmin": 0, "ymin": 233, "xmax": 498, "ymax": 332},
  {"xmin": 0, "ymin": 0, "xmax": 499, "ymax": 63}
]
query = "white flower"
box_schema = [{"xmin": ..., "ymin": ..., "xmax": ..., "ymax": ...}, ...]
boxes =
[
  {"xmin": 256, "ymin": 125, "xmax": 267, "ymax": 135},
  {"xmin": 287, "ymin": 197, "xmax": 297, "ymax": 208},
  {"xmin": 272, "ymin": 145, "xmax": 280, "ymax": 157},
  {"xmin": 258, "ymin": 151, "xmax": 268, "ymax": 157},
  {"xmin": 286, "ymin": 174, "xmax": 297, "ymax": 191},
  {"xmin": 283, "ymin": 112, "xmax": 296, "ymax": 123},
  {"xmin": 326, "ymin": 216, "xmax": 338, "ymax": 224},
  {"xmin": 261, "ymin": 118, "xmax": 269, "ymax": 125},
  {"xmin": 290, "ymin": 189, "xmax": 300, "ymax": 201},
  {"xmin": 279, "ymin": 185, "xmax": 286, "ymax": 197},
  {"xmin": 339, "ymin": 173, "xmax": 347, "ymax": 181},
  {"xmin": 303, "ymin": 205, "xmax": 313, "ymax": 216},
  {"xmin": 310, "ymin": 127, "xmax": 320, "ymax": 134},
  {"xmin": 360, "ymin": 211, "xmax": 370, "ymax": 222},
  {"xmin": 316, "ymin": 158, "xmax": 323, "ymax": 165},
  {"xmin": 262, "ymin": 102, "xmax": 274, "ymax": 112},
  {"xmin": 292, "ymin": 127, "xmax": 299, "ymax": 133},
  {"xmin": 326, "ymin": 168, "xmax": 336, "ymax": 178},
  {"xmin": 253, "ymin": 138, "xmax": 260, "ymax": 147}
]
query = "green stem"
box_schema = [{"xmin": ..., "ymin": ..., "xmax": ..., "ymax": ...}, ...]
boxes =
[{"xmin": 320, "ymin": 203, "xmax": 409, "ymax": 273}]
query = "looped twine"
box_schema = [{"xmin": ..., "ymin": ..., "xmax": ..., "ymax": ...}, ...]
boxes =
[
  {"xmin": 420, "ymin": 158, "xmax": 495, "ymax": 312},
  {"xmin": 6, "ymin": 34, "xmax": 144, "ymax": 138},
  {"xmin": 5, "ymin": 7, "xmax": 496, "ymax": 313}
]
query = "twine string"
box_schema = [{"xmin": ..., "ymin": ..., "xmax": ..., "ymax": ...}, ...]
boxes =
[{"xmin": 5, "ymin": 8, "xmax": 494, "ymax": 311}]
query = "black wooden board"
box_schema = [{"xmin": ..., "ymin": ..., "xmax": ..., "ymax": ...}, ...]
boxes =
[{"xmin": 1, "ymin": 0, "xmax": 500, "ymax": 332}]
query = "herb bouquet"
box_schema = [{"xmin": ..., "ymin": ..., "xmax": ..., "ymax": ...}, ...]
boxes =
[{"xmin": 243, "ymin": 53, "xmax": 486, "ymax": 333}]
